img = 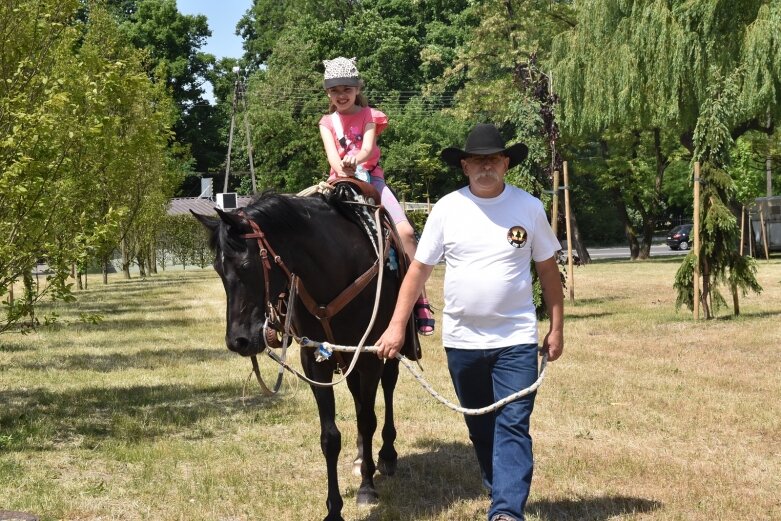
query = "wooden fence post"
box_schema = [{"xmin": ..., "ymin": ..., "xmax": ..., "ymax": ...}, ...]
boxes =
[
  {"xmin": 693, "ymin": 162, "xmax": 701, "ymax": 320},
  {"xmin": 563, "ymin": 161, "xmax": 574, "ymax": 303}
]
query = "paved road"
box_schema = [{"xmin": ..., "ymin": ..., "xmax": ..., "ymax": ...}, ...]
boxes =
[{"xmin": 585, "ymin": 244, "xmax": 688, "ymax": 260}]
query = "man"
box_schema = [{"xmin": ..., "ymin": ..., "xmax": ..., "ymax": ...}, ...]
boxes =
[{"xmin": 376, "ymin": 123, "xmax": 564, "ymax": 521}]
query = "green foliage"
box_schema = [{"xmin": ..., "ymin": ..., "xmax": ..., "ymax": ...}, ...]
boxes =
[
  {"xmin": 730, "ymin": 134, "xmax": 774, "ymax": 204},
  {"xmin": 157, "ymin": 214, "xmax": 212, "ymax": 270},
  {"xmin": 675, "ymin": 72, "xmax": 762, "ymax": 317},
  {"xmin": 1, "ymin": 1, "xmax": 181, "ymax": 332}
]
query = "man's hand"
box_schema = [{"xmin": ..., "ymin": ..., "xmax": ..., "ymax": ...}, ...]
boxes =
[
  {"xmin": 542, "ymin": 328, "xmax": 563, "ymax": 362},
  {"xmin": 375, "ymin": 322, "xmax": 406, "ymax": 360}
]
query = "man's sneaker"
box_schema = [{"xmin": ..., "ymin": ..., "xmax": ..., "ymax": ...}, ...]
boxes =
[{"xmin": 490, "ymin": 515, "xmax": 517, "ymax": 521}]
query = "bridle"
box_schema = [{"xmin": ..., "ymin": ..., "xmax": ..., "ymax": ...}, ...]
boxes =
[{"xmin": 236, "ymin": 205, "xmax": 392, "ymax": 393}]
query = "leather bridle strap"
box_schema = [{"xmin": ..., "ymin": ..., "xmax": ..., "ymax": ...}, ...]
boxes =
[
  {"xmin": 236, "ymin": 211, "xmax": 391, "ymax": 346},
  {"xmin": 238, "ymin": 214, "xmax": 293, "ymax": 311},
  {"xmin": 294, "ymin": 258, "xmax": 381, "ymax": 341}
]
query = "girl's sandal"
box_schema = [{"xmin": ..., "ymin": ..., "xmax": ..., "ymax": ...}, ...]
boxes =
[{"xmin": 414, "ymin": 298, "xmax": 435, "ymax": 336}]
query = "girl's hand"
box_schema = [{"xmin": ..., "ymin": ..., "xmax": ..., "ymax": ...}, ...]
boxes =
[{"xmin": 341, "ymin": 156, "xmax": 358, "ymax": 169}]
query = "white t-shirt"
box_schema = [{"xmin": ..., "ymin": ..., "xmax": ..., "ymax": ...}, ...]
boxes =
[{"xmin": 415, "ymin": 184, "xmax": 560, "ymax": 349}]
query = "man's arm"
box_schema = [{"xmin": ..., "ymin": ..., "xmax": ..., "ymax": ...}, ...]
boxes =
[
  {"xmin": 375, "ymin": 260, "xmax": 435, "ymax": 359},
  {"xmin": 535, "ymin": 256, "xmax": 564, "ymax": 362}
]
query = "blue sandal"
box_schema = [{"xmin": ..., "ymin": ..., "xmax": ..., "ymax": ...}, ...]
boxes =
[{"xmin": 414, "ymin": 298, "xmax": 435, "ymax": 336}]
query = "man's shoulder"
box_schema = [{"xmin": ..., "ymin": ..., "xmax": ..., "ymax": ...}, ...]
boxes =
[
  {"xmin": 432, "ymin": 187, "xmax": 470, "ymax": 208},
  {"xmin": 504, "ymin": 185, "xmax": 545, "ymax": 207}
]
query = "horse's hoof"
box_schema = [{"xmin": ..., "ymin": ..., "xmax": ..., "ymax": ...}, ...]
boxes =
[
  {"xmin": 377, "ymin": 456, "xmax": 397, "ymax": 476},
  {"xmin": 356, "ymin": 487, "xmax": 379, "ymax": 506},
  {"xmin": 322, "ymin": 516, "xmax": 345, "ymax": 521}
]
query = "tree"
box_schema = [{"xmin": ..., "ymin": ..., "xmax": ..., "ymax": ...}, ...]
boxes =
[
  {"xmin": 112, "ymin": 0, "xmax": 224, "ymax": 178},
  {"xmin": 550, "ymin": 0, "xmax": 781, "ymax": 258},
  {"xmin": 1, "ymin": 1, "xmax": 181, "ymax": 331},
  {"xmin": 674, "ymin": 72, "xmax": 762, "ymax": 318},
  {"xmin": 238, "ymin": 1, "xmax": 473, "ymax": 196}
]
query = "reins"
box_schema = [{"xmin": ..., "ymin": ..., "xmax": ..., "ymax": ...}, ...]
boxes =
[{"xmin": 239, "ymin": 201, "xmax": 388, "ymax": 392}]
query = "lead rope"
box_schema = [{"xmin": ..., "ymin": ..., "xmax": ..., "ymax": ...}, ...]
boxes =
[
  {"xmin": 259, "ymin": 207, "xmax": 387, "ymax": 389},
  {"xmin": 274, "ymin": 338, "xmax": 548, "ymax": 416}
]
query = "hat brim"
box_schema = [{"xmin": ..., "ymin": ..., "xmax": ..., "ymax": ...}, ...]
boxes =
[
  {"xmin": 324, "ymin": 77, "xmax": 361, "ymax": 89},
  {"xmin": 440, "ymin": 142, "xmax": 529, "ymax": 169}
]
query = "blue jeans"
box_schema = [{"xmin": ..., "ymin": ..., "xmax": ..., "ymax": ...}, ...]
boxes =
[{"xmin": 446, "ymin": 343, "xmax": 539, "ymax": 521}]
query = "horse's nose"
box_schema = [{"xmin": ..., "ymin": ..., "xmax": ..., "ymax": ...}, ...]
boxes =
[{"xmin": 226, "ymin": 334, "xmax": 251, "ymax": 355}]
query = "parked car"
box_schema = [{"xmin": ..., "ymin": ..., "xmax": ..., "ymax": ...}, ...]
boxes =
[{"xmin": 667, "ymin": 224, "xmax": 693, "ymax": 250}]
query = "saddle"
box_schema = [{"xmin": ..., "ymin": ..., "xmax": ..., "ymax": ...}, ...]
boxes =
[
  {"xmin": 323, "ymin": 179, "xmax": 423, "ymax": 362},
  {"xmin": 327, "ymin": 177, "xmax": 381, "ymax": 206}
]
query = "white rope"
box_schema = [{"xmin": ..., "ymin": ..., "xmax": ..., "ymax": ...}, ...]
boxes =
[
  {"xmin": 260, "ymin": 207, "xmax": 387, "ymax": 389},
  {"xmin": 296, "ymin": 182, "xmax": 332, "ymax": 197},
  {"xmin": 293, "ymin": 338, "xmax": 548, "ymax": 416}
]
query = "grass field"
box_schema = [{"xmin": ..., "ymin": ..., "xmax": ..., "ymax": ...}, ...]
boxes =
[{"xmin": 1, "ymin": 258, "xmax": 780, "ymax": 521}]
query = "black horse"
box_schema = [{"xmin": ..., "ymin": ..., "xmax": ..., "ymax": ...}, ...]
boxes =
[{"xmin": 194, "ymin": 186, "xmax": 420, "ymax": 521}]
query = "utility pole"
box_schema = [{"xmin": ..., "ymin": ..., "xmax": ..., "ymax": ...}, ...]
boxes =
[
  {"xmin": 240, "ymin": 78, "xmax": 258, "ymax": 194},
  {"xmin": 223, "ymin": 67, "xmax": 258, "ymax": 195},
  {"xmin": 223, "ymin": 67, "xmax": 240, "ymax": 194}
]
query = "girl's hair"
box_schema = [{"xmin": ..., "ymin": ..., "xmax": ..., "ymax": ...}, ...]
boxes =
[{"xmin": 327, "ymin": 80, "xmax": 368, "ymax": 113}]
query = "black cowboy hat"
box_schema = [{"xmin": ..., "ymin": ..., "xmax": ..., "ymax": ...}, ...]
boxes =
[{"xmin": 440, "ymin": 123, "xmax": 528, "ymax": 169}]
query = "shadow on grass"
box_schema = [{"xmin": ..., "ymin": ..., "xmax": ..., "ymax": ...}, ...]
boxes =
[
  {"xmin": 574, "ymin": 296, "xmax": 627, "ymax": 306},
  {"xmin": 14, "ymin": 347, "xmax": 230, "ymax": 372},
  {"xmin": 715, "ymin": 308, "xmax": 781, "ymax": 321},
  {"xmin": 357, "ymin": 438, "xmax": 663, "ymax": 521},
  {"xmin": 0, "ymin": 382, "xmax": 284, "ymax": 452},
  {"xmin": 566, "ymin": 311, "xmax": 614, "ymax": 321},
  {"xmin": 528, "ymin": 495, "xmax": 662, "ymax": 520},
  {"xmin": 357, "ymin": 439, "xmax": 485, "ymax": 520}
]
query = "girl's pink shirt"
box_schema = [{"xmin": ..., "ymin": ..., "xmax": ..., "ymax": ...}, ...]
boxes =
[{"xmin": 319, "ymin": 107, "xmax": 388, "ymax": 180}]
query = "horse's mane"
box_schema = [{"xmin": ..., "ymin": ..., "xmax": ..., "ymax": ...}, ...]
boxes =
[
  {"xmin": 242, "ymin": 191, "xmax": 314, "ymax": 234},
  {"xmin": 212, "ymin": 188, "xmax": 371, "ymax": 257}
]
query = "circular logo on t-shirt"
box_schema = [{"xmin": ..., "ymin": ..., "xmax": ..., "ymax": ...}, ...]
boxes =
[{"xmin": 507, "ymin": 226, "xmax": 527, "ymax": 248}]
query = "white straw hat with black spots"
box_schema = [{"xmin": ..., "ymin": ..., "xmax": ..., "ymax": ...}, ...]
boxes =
[{"xmin": 323, "ymin": 57, "xmax": 361, "ymax": 88}]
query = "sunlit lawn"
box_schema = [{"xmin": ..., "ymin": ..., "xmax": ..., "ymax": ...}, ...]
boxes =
[{"xmin": 1, "ymin": 257, "xmax": 780, "ymax": 520}]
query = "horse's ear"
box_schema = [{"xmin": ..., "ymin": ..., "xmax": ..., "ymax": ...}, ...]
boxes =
[
  {"xmin": 191, "ymin": 210, "xmax": 219, "ymax": 232},
  {"xmin": 215, "ymin": 207, "xmax": 246, "ymax": 230}
]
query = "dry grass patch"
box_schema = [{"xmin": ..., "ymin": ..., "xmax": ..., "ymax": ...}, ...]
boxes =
[{"xmin": 1, "ymin": 259, "xmax": 780, "ymax": 520}]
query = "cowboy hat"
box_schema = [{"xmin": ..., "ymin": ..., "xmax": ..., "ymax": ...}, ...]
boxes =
[{"xmin": 440, "ymin": 123, "xmax": 528, "ymax": 169}]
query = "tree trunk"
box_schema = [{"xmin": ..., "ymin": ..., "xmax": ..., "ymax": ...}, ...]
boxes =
[
  {"xmin": 612, "ymin": 188, "xmax": 640, "ymax": 259},
  {"xmin": 150, "ymin": 246, "xmax": 158, "ymax": 275},
  {"xmin": 102, "ymin": 255, "xmax": 109, "ymax": 285},
  {"xmin": 731, "ymin": 283, "xmax": 740, "ymax": 316},
  {"xmin": 767, "ymin": 113, "xmax": 773, "ymax": 197},
  {"xmin": 567, "ymin": 209, "xmax": 591, "ymax": 264},
  {"xmin": 23, "ymin": 272, "xmax": 35, "ymax": 326},
  {"xmin": 121, "ymin": 238, "xmax": 131, "ymax": 279},
  {"xmin": 137, "ymin": 253, "xmax": 147, "ymax": 278},
  {"xmin": 701, "ymin": 259, "xmax": 712, "ymax": 319}
]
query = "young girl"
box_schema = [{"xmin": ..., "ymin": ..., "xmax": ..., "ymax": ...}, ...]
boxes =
[{"xmin": 318, "ymin": 56, "xmax": 434, "ymax": 335}]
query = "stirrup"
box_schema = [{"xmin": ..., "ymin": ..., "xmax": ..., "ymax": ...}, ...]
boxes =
[{"xmin": 414, "ymin": 298, "xmax": 435, "ymax": 336}]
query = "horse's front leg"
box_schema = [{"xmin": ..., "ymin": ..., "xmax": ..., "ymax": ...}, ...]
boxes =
[
  {"xmin": 307, "ymin": 362, "xmax": 345, "ymax": 521},
  {"xmin": 346, "ymin": 373, "xmax": 367, "ymax": 478},
  {"xmin": 348, "ymin": 369, "xmax": 380, "ymax": 506},
  {"xmin": 377, "ymin": 357, "xmax": 399, "ymax": 476}
]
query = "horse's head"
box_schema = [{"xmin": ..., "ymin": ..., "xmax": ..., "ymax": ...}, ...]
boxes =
[{"xmin": 193, "ymin": 208, "xmax": 271, "ymax": 357}]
